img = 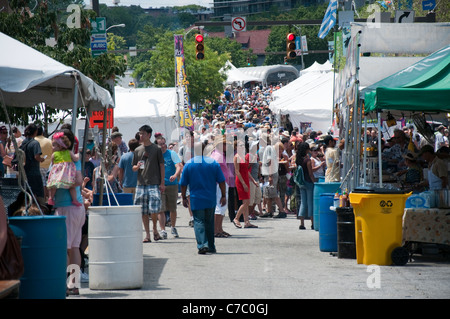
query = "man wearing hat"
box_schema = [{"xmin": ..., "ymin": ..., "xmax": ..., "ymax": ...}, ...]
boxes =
[
  {"xmin": 419, "ymin": 144, "xmax": 448, "ymax": 190},
  {"xmin": 396, "ymin": 151, "xmax": 422, "ymax": 189},
  {"xmin": 434, "ymin": 125, "xmax": 448, "ymax": 152},
  {"xmin": 111, "ymin": 131, "xmax": 128, "ymax": 157}
]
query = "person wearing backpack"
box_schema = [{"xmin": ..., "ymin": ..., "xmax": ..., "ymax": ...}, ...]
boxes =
[{"xmin": 295, "ymin": 142, "xmax": 315, "ymax": 230}]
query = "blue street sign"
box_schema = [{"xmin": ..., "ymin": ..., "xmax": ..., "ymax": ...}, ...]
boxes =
[{"xmin": 422, "ymin": 0, "xmax": 436, "ymax": 11}]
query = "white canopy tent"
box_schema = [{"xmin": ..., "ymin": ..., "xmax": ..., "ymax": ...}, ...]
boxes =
[
  {"xmin": 270, "ymin": 62, "xmax": 334, "ymax": 133},
  {"xmin": 238, "ymin": 64, "xmax": 299, "ymax": 86},
  {"xmin": 223, "ymin": 61, "xmax": 260, "ymax": 87},
  {"xmin": 299, "ymin": 60, "xmax": 333, "ymax": 75},
  {"xmin": 0, "ymin": 32, "xmax": 115, "ymax": 205},
  {"xmin": 0, "ymin": 32, "xmax": 114, "ymax": 111},
  {"xmin": 113, "ymin": 86, "xmax": 178, "ymax": 143}
]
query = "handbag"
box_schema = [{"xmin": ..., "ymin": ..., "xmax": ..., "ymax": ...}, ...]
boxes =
[
  {"xmin": 2, "ymin": 155, "xmax": 13, "ymax": 167},
  {"xmin": 0, "ymin": 225, "xmax": 24, "ymax": 280},
  {"xmin": 293, "ymin": 166, "xmax": 306, "ymax": 189}
]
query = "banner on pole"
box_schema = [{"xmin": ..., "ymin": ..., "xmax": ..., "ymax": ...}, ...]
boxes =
[{"xmin": 174, "ymin": 35, "xmax": 194, "ymax": 130}]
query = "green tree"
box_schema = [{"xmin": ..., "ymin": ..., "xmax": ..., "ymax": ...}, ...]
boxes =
[
  {"xmin": 0, "ymin": 1, "xmax": 126, "ymax": 132},
  {"xmin": 133, "ymin": 30, "xmax": 228, "ymax": 105},
  {"xmin": 263, "ymin": 4, "xmax": 330, "ymax": 67}
]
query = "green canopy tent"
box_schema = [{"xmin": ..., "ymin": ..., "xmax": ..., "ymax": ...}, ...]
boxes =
[{"xmin": 363, "ymin": 45, "xmax": 450, "ymax": 113}]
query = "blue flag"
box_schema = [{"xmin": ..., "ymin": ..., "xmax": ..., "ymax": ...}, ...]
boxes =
[{"xmin": 318, "ymin": 0, "xmax": 338, "ymax": 39}]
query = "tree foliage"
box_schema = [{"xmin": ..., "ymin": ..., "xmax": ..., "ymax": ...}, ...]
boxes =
[
  {"xmin": 132, "ymin": 30, "xmax": 228, "ymax": 105},
  {"xmin": 0, "ymin": 0, "xmax": 126, "ymax": 132}
]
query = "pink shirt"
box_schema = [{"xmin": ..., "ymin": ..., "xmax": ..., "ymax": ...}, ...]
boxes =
[{"xmin": 210, "ymin": 149, "xmax": 231, "ymax": 185}]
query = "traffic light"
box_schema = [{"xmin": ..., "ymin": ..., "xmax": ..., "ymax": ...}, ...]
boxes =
[
  {"xmin": 195, "ymin": 34, "xmax": 204, "ymax": 60},
  {"xmin": 286, "ymin": 33, "xmax": 296, "ymax": 59},
  {"xmin": 247, "ymin": 57, "xmax": 251, "ymax": 66}
]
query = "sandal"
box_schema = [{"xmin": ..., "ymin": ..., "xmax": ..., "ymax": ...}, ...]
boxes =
[
  {"xmin": 215, "ymin": 233, "xmax": 226, "ymax": 238},
  {"xmin": 244, "ymin": 224, "xmax": 258, "ymax": 228},
  {"xmin": 66, "ymin": 287, "xmax": 79, "ymax": 296},
  {"xmin": 143, "ymin": 238, "xmax": 151, "ymax": 243},
  {"xmin": 154, "ymin": 233, "xmax": 161, "ymax": 241},
  {"xmin": 222, "ymin": 231, "xmax": 231, "ymax": 237},
  {"xmin": 232, "ymin": 220, "xmax": 242, "ymax": 228}
]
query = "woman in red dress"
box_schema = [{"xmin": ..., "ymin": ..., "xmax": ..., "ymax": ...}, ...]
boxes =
[{"xmin": 233, "ymin": 140, "xmax": 258, "ymax": 228}]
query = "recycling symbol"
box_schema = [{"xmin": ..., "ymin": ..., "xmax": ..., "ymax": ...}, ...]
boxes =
[{"xmin": 380, "ymin": 200, "xmax": 393, "ymax": 208}]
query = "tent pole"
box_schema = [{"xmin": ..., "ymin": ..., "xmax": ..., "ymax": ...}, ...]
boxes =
[
  {"xmin": 71, "ymin": 74, "xmax": 79, "ymax": 134},
  {"xmin": 363, "ymin": 116, "xmax": 367, "ymax": 186},
  {"xmin": 81, "ymin": 109, "xmax": 90, "ymax": 176},
  {"xmin": 98, "ymin": 107, "xmax": 108, "ymax": 204},
  {"xmin": 378, "ymin": 112, "xmax": 383, "ymax": 188}
]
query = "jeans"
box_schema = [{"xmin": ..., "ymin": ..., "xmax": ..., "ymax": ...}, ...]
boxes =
[
  {"xmin": 298, "ymin": 181, "xmax": 314, "ymax": 219},
  {"xmin": 192, "ymin": 207, "xmax": 216, "ymax": 252}
]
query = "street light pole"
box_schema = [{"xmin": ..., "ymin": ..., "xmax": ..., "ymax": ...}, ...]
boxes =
[{"xmin": 106, "ymin": 23, "xmax": 126, "ymax": 32}]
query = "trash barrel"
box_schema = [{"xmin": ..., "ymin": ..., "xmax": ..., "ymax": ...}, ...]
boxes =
[
  {"xmin": 9, "ymin": 216, "xmax": 67, "ymax": 299},
  {"xmin": 88, "ymin": 205, "xmax": 143, "ymax": 290},
  {"xmin": 319, "ymin": 193, "xmax": 337, "ymax": 252},
  {"xmin": 349, "ymin": 187, "xmax": 411, "ymax": 265},
  {"xmin": 93, "ymin": 193, "xmax": 134, "ymax": 206},
  {"xmin": 336, "ymin": 207, "xmax": 356, "ymax": 259},
  {"xmin": 313, "ymin": 182, "xmax": 341, "ymax": 231}
]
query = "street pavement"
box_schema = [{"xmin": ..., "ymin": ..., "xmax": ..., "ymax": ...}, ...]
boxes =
[{"xmin": 75, "ymin": 203, "xmax": 450, "ymax": 301}]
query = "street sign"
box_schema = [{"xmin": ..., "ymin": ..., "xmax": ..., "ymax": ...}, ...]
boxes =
[
  {"xmin": 231, "ymin": 17, "xmax": 246, "ymax": 32},
  {"xmin": 90, "ymin": 17, "xmax": 107, "ymax": 57},
  {"xmin": 89, "ymin": 108, "xmax": 114, "ymax": 129},
  {"xmin": 294, "ymin": 36, "xmax": 308, "ymax": 56},
  {"xmin": 301, "ymin": 35, "xmax": 308, "ymax": 55},
  {"xmin": 395, "ymin": 10, "xmax": 415, "ymax": 23},
  {"xmin": 422, "ymin": 0, "xmax": 436, "ymax": 11},
  {"xmin": 90, "ymin": 17, "xmax": 106, "ymax": 34}
]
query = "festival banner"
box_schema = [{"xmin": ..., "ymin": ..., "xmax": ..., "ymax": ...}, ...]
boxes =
[{"xmin": 174, "ymin": 35, "xmax": 194, "ymax": 130}]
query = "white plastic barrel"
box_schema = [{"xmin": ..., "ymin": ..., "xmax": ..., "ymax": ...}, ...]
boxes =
[{"xmin": 88, "ymin": 205, "xmax": 143, "ymax": 290}]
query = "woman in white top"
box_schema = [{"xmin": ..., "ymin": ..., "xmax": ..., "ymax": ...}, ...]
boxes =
[{"xmin": 311, "ymin": 146, "xmax": 325, "ymax": 182}]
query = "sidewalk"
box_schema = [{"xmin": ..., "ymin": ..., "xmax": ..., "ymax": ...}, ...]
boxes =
[{"xmin": 76, "ymin": 203, "xmax": 450, "ymax": 299}]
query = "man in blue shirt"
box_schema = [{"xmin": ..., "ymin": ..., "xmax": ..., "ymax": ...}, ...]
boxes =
[
  {"xmin": 155, "ymin": 136, "xmax": 182, "ymax": 239},
  {"xmin": 118, "ymin": 138, "xmax": 139, "ymax": 198},
  {"xmin": 180, "ymin": 141, "xmax": 226, "ymax": 254}
]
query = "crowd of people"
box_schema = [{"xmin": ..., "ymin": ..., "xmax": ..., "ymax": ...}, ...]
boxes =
[{"xmin": 1, "ymin": 85, "xmax": 449, "ymax": 295}]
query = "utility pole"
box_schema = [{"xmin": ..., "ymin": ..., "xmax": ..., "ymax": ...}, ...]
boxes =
[
  {"xmin": 92, "ymin": 0, "xmax": 99, "ymax": 16},
  {"xmin": 292, "ymin": 25, "xmax": 305, "ymax": 70}
]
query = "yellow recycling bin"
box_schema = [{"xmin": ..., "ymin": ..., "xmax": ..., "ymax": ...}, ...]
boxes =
[{"xmin": 349, "ymin": 187, "xmax": 411, "ymax": 266}]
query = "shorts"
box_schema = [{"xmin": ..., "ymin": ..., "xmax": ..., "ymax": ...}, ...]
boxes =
[
  {"xmin": 55, "ymin": 205, "xmax": 86, "ymax": 249},
  {"xmin": 160, "ymin": 184, "xmax": 178, "ymax": 212},
  {"xmin": 134, "ymin": 185, "xmax": 161, "ymax": 214},
  {"xmin": 215, "ymin": 183, "xmax": 228, "ymax": 215},
  {"xmin": 249, "ymin": 179, "xmax": 262, "ymax": 206},
  {"xmin": 40, "ymin": 167, "xmax": 48, "ymax": 187},
  {"xmin": 263, "ymin": 173, "xmax": 279, "ymax": 199},
  {"xmin": 278, "ymin": 174, "xmax": 288, "ymax": 199},
  {"xmin": 123, "ymin": 187, "xmax": 136, "ymax": 202}
]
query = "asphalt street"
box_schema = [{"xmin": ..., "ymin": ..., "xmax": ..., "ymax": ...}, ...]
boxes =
[{"xmin": 75, "ymin": 203, "xmax": 450, "ymax": 301}]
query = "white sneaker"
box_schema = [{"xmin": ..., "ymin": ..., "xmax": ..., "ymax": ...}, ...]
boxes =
[
  {"xmin": 80, "ymin": 271, "xmax": 89, "ymax": 283},
  {"xmin": 160, "ymin": 230, "xmax": 167, "ymax": 239},
  {"xmin": 171, "ymin": 227, "xmax": 179, "ymax": 238}
]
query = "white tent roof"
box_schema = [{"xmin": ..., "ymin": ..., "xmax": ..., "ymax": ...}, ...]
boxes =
[
  {"xmin": 270, "ymin": 70, "xmax": 334, "ymax": 133},
  {"xmin": 238, "ymin": 64, "xmax": 299, "ymax": 86},
  {"xmin": 0, "ymin": 32, "xmax": 114, "ymax": 111},
  {"xmin": 300, "ymin": 60, "xmax": 333, "ymax": 75},
  {"xmin": 223, "ymin": 61, "xmax": 260, "ymax": 86},
  {"xmin": 113, "ymin": 86, "xmax": 179, "ymax": 143}
]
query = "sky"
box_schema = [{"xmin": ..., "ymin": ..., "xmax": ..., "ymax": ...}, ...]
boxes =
[{"xmin": 97, "ymin": 0, "xmax": 212, "ymax": 8}]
